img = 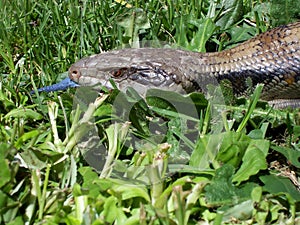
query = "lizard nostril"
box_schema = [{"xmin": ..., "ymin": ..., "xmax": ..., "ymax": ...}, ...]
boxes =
[
  {"xmin": 72, "ymin": 70, "xmax": 78, "ymax": 77},
  {"xmin": 69, "ymin": 67, "xmax": 81, "ymax": 82}
]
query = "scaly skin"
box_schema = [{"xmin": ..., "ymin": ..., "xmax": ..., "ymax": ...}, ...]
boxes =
[{"xmin": 66, "ymin": 22, "xmax": 299, "ymax": 105}]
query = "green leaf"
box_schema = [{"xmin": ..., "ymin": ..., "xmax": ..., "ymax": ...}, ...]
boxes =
[
  {"xmin": 247, "ymin": 122, "xmax": 269, "ymax": 139},
  {"xmin": 102, "ymin": 196, "xmax": 126, "ymax": 224},
  {"xmin": 65, "ymin": 215, "xmax": 81, "ymax": 225},
  {"xmin": 271, "ymin": 145, "xmax": 300, "ymax": 168},
  {"xmin": 216, "ymin": 0, "xmax": 244, "ymax": 29},
  {"xmin": 18, "ymin": 148, "xmax": 64, "ymax": 170},
  {"xmin": 270, "ymin": 0, "xmax": 300, "ymax": 26},
  {"xmin": 123, "ymin": 208, "xmax": 140, "ymax": 225},
  {"xmin": 0, "ymin": 143, "xmax": 10, "ymax": 188},
  {"xmin": 237, "ymin": 84, "xmax": 264, "ymax": 132},
  {"xmin": 112, "ymin": 184, "xmax": 150, "ymax": 202},
  {"xmin": 0, "ymin": 159, "xmax": 10, "ymax": 188},
  {"xmin": 0, "ymin": 190, "xmax": 20, "ymax": 224},
  {"xmin": 93, "ymin": 104, "xmax": 113, "ymax": 118},
  {"xmin": 190, "ymin": 134, "xmax": 218, "ymax": 169},
  {"xmin": 221, "ymin": 200, "xmax": 253, "ymax": 222},
  {"xmin": 0, "ymin": 91, "xmax": 15, "ymax": 110},
  {"xmin": 5, "ymin": 108, "xmax": 43, "ymax": 120},
  {"xmin": 116, "ymin": 8, "xmax": 150, "ymax": 46},
  {"xmin": 79, "ymin": 167, "xmax": 112, "ymax": 196},
  {"xmin": 233, "ymin": 139, "xmax": 269, "ymax": 184},
  {"xmin": 216, "ymin": 132, "xmax": 250, "ymax": 167},
  {"xmin": 191, "ymin": 131, "xmax": 251, "ymax": 169},
  {"xmin": 146, "ymin": 89, "xmax": 202, "ymax": 120},
  {"xmin": 6, "ymin": 216, "xmax": 24, "ymax": 225},
  {"xmin": 189, "ymin": 18, "xmax": 217, "ymax": 52},
  {"xmin": 225, "ymin": 26, "xmax": 257, "ymax": 48},
  {"xmin": 15, "ymin": 130, "xmax": 41, "ymax": 149},
  {"xmin": 174, "ymin": 16, "xmax": 189, "ymax": 48},
  {"xmin": 205, "ymin": 164, "xmax": 256, "ymax": 206},
  {"xmin": 260, "ymin": 175, "xmax": 300, "ymax": 201}
]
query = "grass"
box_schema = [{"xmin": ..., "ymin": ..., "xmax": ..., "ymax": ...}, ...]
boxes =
[{"xmin": 1, "ymin": 0, "xmax": 300, "ymax": 224}]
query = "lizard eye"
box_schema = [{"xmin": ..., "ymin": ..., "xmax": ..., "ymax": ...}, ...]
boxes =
[{"xmin": 111, "ymin": 68, "xmax": 128, "ymax": 77}]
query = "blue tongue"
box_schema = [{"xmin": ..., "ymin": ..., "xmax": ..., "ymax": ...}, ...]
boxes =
[{"xmin": 31, "ymin": 77, "xmax": 79, "ymax": 94}]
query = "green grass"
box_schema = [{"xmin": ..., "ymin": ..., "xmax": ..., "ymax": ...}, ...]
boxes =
[{"xmin": 1, "ymin": 0, "xmax": 300, "ymax": 224}]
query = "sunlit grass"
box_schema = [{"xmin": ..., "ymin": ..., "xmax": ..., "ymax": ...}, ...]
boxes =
[{"xmin": 1, "ymin": 0, "xmax": 300, "ymax": 224}]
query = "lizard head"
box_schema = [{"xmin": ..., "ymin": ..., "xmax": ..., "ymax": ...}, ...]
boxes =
[{"xmin": 68, "ymin": 49, "xmax": 198, "ymax": 95}]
